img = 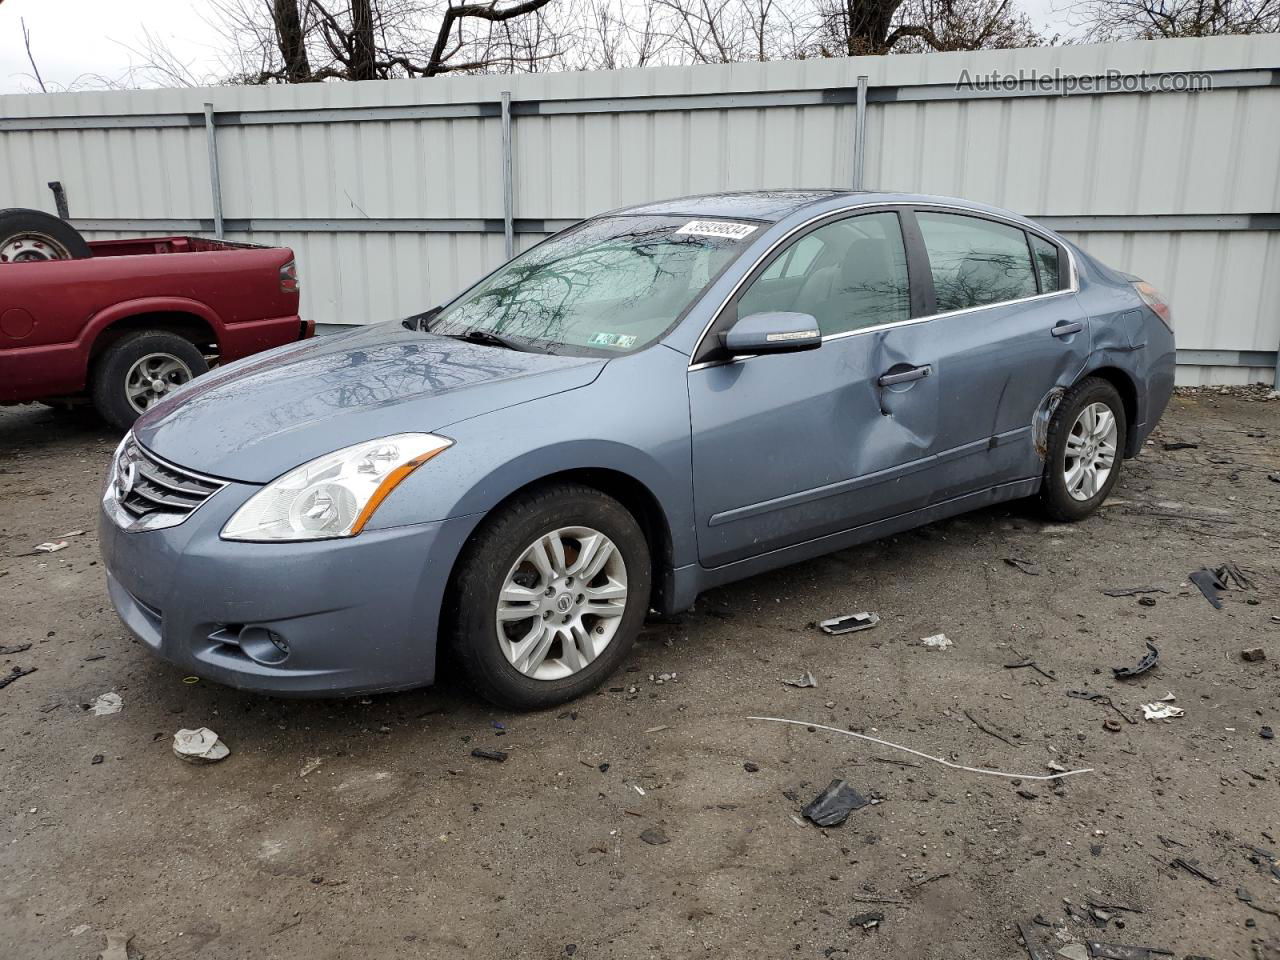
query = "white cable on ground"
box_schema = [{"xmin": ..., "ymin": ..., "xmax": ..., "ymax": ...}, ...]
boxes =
[{"xmin": 747, "ymin": 716, "xmax": 1094, "ymax": 782}]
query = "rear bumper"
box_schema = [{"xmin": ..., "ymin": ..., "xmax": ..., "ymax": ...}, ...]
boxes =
[
  {"xmin": 220, "ymin": 314, "xmax": 310, "ymax": 362},
  {"xmin": 98, "ymin": 480, "xmax": 475, "ymax": 696}
]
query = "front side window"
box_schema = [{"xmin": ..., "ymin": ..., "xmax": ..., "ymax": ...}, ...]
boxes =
[
  {"xmin": 736, "ymin": 211, "xmax": 910, "ymax": 337},
  {"xmin": 917, "ymin": 212, "xmax": 1038, "ymax": 312},
  {"xmin": 1029, "ymin": 234, "xmax": 1063, "ymax": 292},
  {"xmin": 429, "ymin": 215, "xmax": 755, "ymax": 355}
]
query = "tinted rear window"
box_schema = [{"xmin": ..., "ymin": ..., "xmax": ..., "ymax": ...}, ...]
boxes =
[
  {"xmin": 1030, "ymin": 234, "xmax": 1063, "ymax": 292},
  {"xmin": 917, "ymin": 212, "xmax": 1038, "ymax": 312}
]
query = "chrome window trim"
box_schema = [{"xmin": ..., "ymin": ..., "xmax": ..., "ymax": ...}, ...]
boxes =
[{"xmin": 687, "ymin": 199, "xmax": 1080, "ymax": 371}]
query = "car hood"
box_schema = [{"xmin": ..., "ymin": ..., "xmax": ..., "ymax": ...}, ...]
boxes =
[{"xmin": 133, "ymin": 323, "xmax": 606, "ymax": 483}]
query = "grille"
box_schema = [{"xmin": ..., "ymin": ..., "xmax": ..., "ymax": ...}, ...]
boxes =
[{"xmin": 115, "ymin": 438, "xmax": 224, "ymax": 522}]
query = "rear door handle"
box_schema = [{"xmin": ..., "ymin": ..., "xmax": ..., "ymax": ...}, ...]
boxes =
[
  {"xmin": 878, "ymin": 364, "xmax": 932, "ymax": 387},
  {"xmin": 1051, "ymin": 321, "xmax": 1084, "ymax": 338}
]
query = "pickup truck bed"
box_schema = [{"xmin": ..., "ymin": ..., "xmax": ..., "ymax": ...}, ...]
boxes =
[{"xmin": 0, "ymin": 233, "xmax": 310, "ymax": 428}]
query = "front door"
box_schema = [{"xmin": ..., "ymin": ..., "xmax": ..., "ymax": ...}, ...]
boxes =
[{"xmin": 688, "ymin": 210, "xmax": 939, "ymax": 568}]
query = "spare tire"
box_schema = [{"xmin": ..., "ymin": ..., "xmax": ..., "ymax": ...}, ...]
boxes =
[{"xmin": 0, "ymin": 207, "xmax": 91, "ymax": 263}]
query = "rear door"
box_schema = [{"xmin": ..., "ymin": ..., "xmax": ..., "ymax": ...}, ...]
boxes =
[
  {"xmin": 906, "ymin": 209, "xmax": 1091, "ymax": 500},
  {"xmin": 688, "ymin": 209, "xmax": 940, "ymax": 568}
]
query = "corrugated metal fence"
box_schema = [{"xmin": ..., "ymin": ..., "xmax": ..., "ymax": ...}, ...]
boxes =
[{"xmin": 2, "ymin": 35, "xmax": 1278, "ymax": 385}]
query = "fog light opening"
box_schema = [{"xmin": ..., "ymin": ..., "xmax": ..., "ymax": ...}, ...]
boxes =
[{"xmin": 238, "ymin": 625, "xmax": 290, "ymax": 665}]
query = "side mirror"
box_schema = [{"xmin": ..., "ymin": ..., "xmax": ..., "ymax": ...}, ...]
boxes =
[{"xmin": 720, "ymin": 311, "xmax": 822, "ymax": 356}]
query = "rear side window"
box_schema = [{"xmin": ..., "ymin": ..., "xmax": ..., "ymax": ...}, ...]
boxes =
[
  {"xmin": 737, "ymin": 211, "xmax": 910, "ymax": 337},
  {"xmin": 917, "ymin": 212, "xmax": 1038, "ymax": 312},
  {"xmin": 1029, "ymin": 234, "xmax": 1063, "ymax": 292}
]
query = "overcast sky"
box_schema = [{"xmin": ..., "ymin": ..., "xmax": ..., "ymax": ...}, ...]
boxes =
[{"xmin": 0, "ymin": 0, "xmax": 1078, "ymax": 96}]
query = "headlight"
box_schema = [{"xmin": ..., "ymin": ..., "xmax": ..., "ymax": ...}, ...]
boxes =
[{"xmin": 221, "ymin": 433, "xmax": 452, "ymax": 542}]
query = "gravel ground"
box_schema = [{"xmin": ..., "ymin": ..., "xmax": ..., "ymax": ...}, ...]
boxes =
[{"xmin": 1, "ymin": 392, "xmax": 1278, "ymax": 960}]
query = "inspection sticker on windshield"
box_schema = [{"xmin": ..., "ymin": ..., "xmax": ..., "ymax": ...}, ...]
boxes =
[
  {"xmin": 589, "ymin": 332, "xmax": 638, "ymax": 349},
  {"xmin": 675, "ymin": 220, "xmax": 758, "ymax": 240}
]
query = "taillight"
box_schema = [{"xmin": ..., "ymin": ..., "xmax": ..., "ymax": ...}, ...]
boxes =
[
  {"xmin": 1133, "ymin": 280, "xmax": 1171, "ymax": 330},
  {"xmin": 279, "ymin": 259, "xmax": 299, "ymax": 294}
]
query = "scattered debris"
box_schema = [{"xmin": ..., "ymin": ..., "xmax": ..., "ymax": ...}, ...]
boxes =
[
  {"xmin": 1263, "ymin": 726, "xmax": 1274, "ymax": 740},
  {"xmin": 91, "ymin": 754, "xmax": 104, "ymax": 765},
  {"xmin": 743, "ymin": 761, "xmax": 760, "ymax": 773},
  {"xmin": 89, "ymin": 692, "xmax": 123, "ymax": 716},
  {"xmin": 173, "ymin": 727, "xmax": 230, "ymax": 764},
  {"xmin": 643, "ymin": 725, "xmax": 669, "ymax": 733},
  {"xmin": 1242, "ymin": 647, "xmax": 1267, "ymax": 662},
  {"xmin": 1066, "ymin": 690, "xmax": 1136, "ymax": 725},
  {"xmin": 1004, "ymin": 558, "xmax": 1042, "ymax": 576},
  {"xmin": 922, "ymin": 634, "xmax": 953, "ymax": 650},
  {"xmin": 1004, "ymin": 656, "xmax": 1057, "ymax": 680},
  {"xmin": 98, "ymin": 930, "xmax": 133, "ymax": 960},
  {"xmin": 1189, "ymin": 568, "xmax": 1227, "ymax": 608},
  {"xmin": 1170, "ymin": 857, "xmax": 1219, "ymax": 885},
  {"xmin": 33, "ymin": 540, "xmax": 69, "ymax": 554},
  {"xmin": 0, "ymin": 665, "xmax": 36, "ymax": 690},
  {"xmin": 963, "ymin": 708, "xmax": 1017, "ymax": 746},
  {"xmin": 1137, "ymin": 596, "xmax": 1157, "ymax": 607},
  {"xmin": 1141, "ymin": 702, "xmax": 1184, "ymax": 721},
  {"xmin": 1217, "ymin": 562, "xmax": 1255, "ymax": 590},
  {"xmin": 299, "ymin": 757, "xmax": 322, "ymax": 778},
  {"xmin": 819, "ymin": 612, "xmax": 880, "ymax": 635},
  {"xmin": 1101, "ymin": 587, "xmax": 1168, "ymax": 597},
  {"xmin": 1237, "ymin": 887, "xmax": 1280, "ymax": 920},
  {"xmin": 1057, "ymin": 944, "xmax": 1089, "ymax": 960},
  {"xmin": 1113, "ymin": 642, "xmax": 1159, "ymax": 680},
  {"xmin": 639, "ymin": 827, "xmax": 669, "ymax": 845},
  {"xmin": 848, "ymin": 910, "xmax": 883, "ymax": 931},
  {"xmin": 1085, "ymin": 942, "xmax": 1173, "ymax": 959},
  {"xmin": 782, "ymin": 669, "xmax": 817, "ymax": 688},
  {"xmin": 1270, "ymin": 472, "xmax": 1280, "ymax": 483},
  {"xmin": 1102, "ymin": 718, "xmax": 1122, "ymax": 732},
  {"xmin": 0, "ymin": 643, "xmax": 32, "ymax": 655},
  {"xmin": 470, "ymin": 748, "xmax": 508, "ymax": 762},
  {"xmin": 802, "ymin": 779, "xmax": 870, "ymax": 827},
  {"xmin": 1016, "ymin": 788, "xmax": 1039, "ymax": 800},
  {"xmin": 1017, "ymin": 919, "xmax": 1055, "ymax": 960},
  {"xmin": 748, "ymin": 717, "xmax": 1093, "ymax": 781},
  {"xmin": 1162, "ymin": 441, "xmax": 1198, "ymax": 450}
]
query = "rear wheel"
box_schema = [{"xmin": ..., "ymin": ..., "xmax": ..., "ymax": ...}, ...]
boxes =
[
  {"xmin": 0, "ymin": 208, "xmax": 91, "ymax": 263},
  {"xmin": 447, "ymin": 483, "xmax": 651, "ymax": 710},
  {"xmin": 91, "ymin": 330, "xmax": 209, "ymax": 430},
  {"xmin": 1038, "ymin": 377, "xmax": 1127, "ymax": 522}
]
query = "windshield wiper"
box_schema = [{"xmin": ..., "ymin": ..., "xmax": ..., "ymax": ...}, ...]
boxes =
[{"xmin": 450, "ymin": 329, "xmax": 525, "ymax": 352}]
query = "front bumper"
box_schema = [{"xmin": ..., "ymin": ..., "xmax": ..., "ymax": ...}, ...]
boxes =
[{"xmin": 98, "ymin": 475, "xmax": 477, "ymax": 696}]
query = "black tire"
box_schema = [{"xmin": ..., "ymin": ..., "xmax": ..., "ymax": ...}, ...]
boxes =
[
  {"xmin": 1038, "ymin": 377, "xmax": 1127, "ymax": 522},
  {"xmin": 91, "ymin": 330, "xmax": 209, "ymax": 430},
  {"xmin": 0, "ymin": 208, "xmax": 91, "ymax": 262},
  {"xmin": 446, "ymin": 483, "xmax": 652, "ymax": 711}
]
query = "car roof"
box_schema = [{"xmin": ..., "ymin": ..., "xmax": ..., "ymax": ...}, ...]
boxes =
[{"xmin": 613, "ymin": 190, "xmax": 1031, "ymax": 225}]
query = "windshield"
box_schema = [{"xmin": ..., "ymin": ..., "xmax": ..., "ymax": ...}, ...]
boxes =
[{"xmin": 426, "ymin": 215, "xmax": 759, "ymax": 356}]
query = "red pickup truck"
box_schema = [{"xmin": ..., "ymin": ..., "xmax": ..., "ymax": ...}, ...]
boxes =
[{"xmin": 0, "ymin": 208, "xmax": 311, "ymax": 428}]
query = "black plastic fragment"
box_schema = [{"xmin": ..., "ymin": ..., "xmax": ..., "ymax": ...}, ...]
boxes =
[
  {"xmin": 1163, "ymin": 441, "xmax": 1198, "ymax": 450},
  {"xmin": 1170, "ymin": 857, "xmax": 1219, "ymax": 885},
  {"xmin": 1188, "ymin": 568, "xmax": 1227, "ymax": 609},
  {"xmin": 0, "ymin": 665, "xmax": 36, "ymax": 690},
  {"xmin": 1113, "ymin": 642, "xmax": 1159, "ymax": 680},
  {"xmin": 1101, "ymin": 587, "xmax": 1168, "ymax": 597},
  {"xmin": 1004, "ymin": 558, "xmax": 1042, "ymax": 576},
  {"xmin": 849, "ymin": 910, "xmax": 883, "ymax": 930},
  {"xmin": 819, "ymin": 612, "xmax": 879, "ymax": 635},
  {"xmin": 1017, "ymin": 920, "xmax": 1054, "ymax": 960},
  {"xmin": 802, "ymin": 779, "xmax": 869, "ymax": 827},
  {"xmin": 470, "ymin": 748, "xmax": 508, "ymax": 762},
  {"xmin": 0, "ymin": 643, "xmax": 32, "ymax": 655}
]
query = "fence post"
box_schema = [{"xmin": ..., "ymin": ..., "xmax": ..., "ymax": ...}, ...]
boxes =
[
  {"xmin": 852, "ymin": 76, "xmax": 868, "ymax": 191},
  {"xmin": 500, "ymin": 91, "xmax": 514, "ymax": 260},
  {"xmin": 202, "ymin": 102, "xmax": 225, "ymax": 239}
]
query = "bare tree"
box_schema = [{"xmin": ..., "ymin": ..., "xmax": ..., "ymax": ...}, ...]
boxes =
[
  {"xmin": 1069, "ymin": 0, "xmax": 1278, "ymax": 38},
  {"xmin": 273, "ymin": 0, "xmax": 314, "ymax": 80},
  {"xmin": 808, "ymin": 0, "xmax": 1045, "ymax": 54},
  {"xmin": 20, "ymin": 18, "xmax": 48, "ymax": 93}
]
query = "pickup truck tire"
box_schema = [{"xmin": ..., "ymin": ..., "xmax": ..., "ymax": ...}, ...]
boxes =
[
  {"xmin": 91, "ymin": 330, "xmax": 209, "ymax": 429},
  {"xmin": 0, "ymin": 208, "xmax": 91, "ymax": 263}
]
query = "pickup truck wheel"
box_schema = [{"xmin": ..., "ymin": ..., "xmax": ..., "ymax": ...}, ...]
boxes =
[
  {"xmin": 0, "ymin": 208, "xmax": 91, "ymax": 262},
  {"xmin": 447, "ymin": 483, "xmax": 652, "ymax": 710},
  {"xmin": 92, "ymin": 330, "xmax": 209, "ymax": 429}
]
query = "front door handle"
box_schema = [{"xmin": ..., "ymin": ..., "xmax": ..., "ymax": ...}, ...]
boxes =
[
  {"xmin": 1051, "ymin": 320, "xmax": 1084, "ymax": 338},
  {"xmin": 878, "ymin": 364, "xmax": 932, "ymax": 387}
]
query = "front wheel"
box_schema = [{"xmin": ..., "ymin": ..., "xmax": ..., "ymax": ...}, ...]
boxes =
[
  {"xmin": 447, "ymin": 484, "xmax": 652, "ymax": 710},
  {"xmin": 1039, "ymin": 377, "xmax": 1127, "ymax": 522}
]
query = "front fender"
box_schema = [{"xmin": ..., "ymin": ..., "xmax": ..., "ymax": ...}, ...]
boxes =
[{"xmin": 366, "ymin": 347, "xmax": 698, "ymax": 567}]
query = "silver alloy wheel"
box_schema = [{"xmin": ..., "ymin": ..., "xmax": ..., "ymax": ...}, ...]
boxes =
[
  {"xmin": 0, "ymin": 232, "xmax": 72, "ymax": 263},
  {"xmin": 495, "ymin": 525, "xmax": 628, "ymax": 681},
  {"xmin": 1064, "ymin": 401, "xmax": 1118, "ymax": 501},
  {"xmin": 125, "ymin": 353, "xmax": 194, "ymax": 413}
]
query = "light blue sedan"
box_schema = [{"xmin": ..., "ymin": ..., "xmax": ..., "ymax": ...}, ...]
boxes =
[{"xmin": 99, "ymin": 190, "xmax": 1175, "ymax": 708}]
